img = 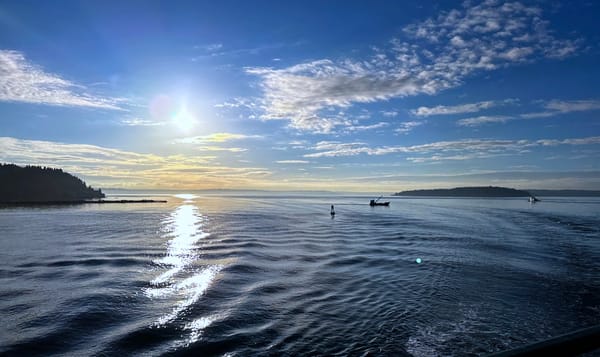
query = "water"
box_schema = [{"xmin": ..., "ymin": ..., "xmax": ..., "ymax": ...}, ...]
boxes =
[{"xmin": 1, "ymin": 194, "xmax": 600, "ymax": 356}]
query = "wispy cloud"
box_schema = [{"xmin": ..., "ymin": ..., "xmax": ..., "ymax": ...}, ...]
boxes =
[
  {"xmin": 521, "ymin": 99, "xmax": 600, "ymax": 119},
  {"xmin": 545, "ymin": 99, "xmax": 600, "ymax": 112},
  {"xmin": 172, "ymin": 133, "xmax": 262, "ymax": 153},
  {"xmin": 194, "ymin": 43, "xmax": 223, "ymax": 52},
  {"xmin": 192, "ymin": 42, "xmax": 303, "ymax": 61},
  {"xmin": 304, "ymin": 136, "xmax": 600, "ymax": 160},
  {"xmin": 412, "ymin": 99, "xmax": 515, "ymax": 117},
  {"xmin": 345, "ymin": 170, "xmax": 600, "ymax": 191},
  {"xmin": 458, "ymin": 99, "xmax": 600, "ymax": 126},
  {"xmin": 275, "ymin": 160, "xmax": 310, "ymax": 164},
  {"xmin": 0, "ymin": 50, "xmax": 126, "ymax": 110},
  {"xmin": 381, "ymin": 110, "xmax": 399, "ymax": 117},
  {"xmin": 395, "ymin": 121, "xmax": 424, "ymax": 134},
  {"xmin": 120, "ymin": 118, "xmax": 165, "ymax": 126},
  {"xmin": 190, "ymin": 146, "xmax": 247, "ymax": 152},
  {"xmin": 175, "ymin": 132, "xmax": 261, "ymax": 144},
  {"xmin": 246, "ymin": 1, "xmax": 579, "ymax": 133},
  {"xmin": 457, "ymin": 115, "xmax": 512, "ymax": 126},
  {"xmin": 214, "ymin": 98, "xmax": 258, "ymax": 110},
  {"xmin": 344, "ymin": 122, "xmax": 389, "ymax": 132},
  {"xmin": 0, "ymin": 137, "xmax": 270, "ymax": 189}
]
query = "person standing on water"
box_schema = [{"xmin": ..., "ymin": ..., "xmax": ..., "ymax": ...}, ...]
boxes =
[{"xmin": 330, "ymin": 205, "xmax": 335, "ymax": 216}]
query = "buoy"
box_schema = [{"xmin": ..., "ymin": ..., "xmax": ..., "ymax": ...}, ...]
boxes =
[{"xmin": 330, "ymin": 204, "xmax": 335, "ymax": 216}]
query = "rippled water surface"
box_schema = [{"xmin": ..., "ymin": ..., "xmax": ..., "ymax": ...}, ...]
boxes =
[{"xmin": 1, "ymin": 194, "xmax": 600, "ymax": 356}]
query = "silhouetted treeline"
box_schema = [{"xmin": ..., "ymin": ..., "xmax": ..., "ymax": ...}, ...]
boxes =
[
  {"xmin": 0, "ymin": 164, "xmax": 105, "ymax": 202},
  {"xmin": 393, "ymin": 186, "xmax": 531, "ymax": 197}
]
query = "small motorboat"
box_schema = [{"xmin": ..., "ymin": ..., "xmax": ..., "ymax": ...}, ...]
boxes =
[
  {"xmin": 528, "ymin": 196, "xmax": 540, "ymax": 203},
  {"xmin": 370, "ymin": 199, "xmax": 390, "ymax": 206}
]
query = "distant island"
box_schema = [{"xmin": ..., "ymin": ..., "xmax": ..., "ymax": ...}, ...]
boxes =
[
  {"xmin": 0, "ymin": 164, "xmax": 167, "ymax": 204},
  {"xmin": 0, "ymin": 164, "xmax": 105, "ymax": 202},
  {"xmin": 393, "ymin": 186, "xmax": 531, "ymax": 197}
]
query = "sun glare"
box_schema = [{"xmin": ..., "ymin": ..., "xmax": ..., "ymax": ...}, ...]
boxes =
[{"xmin": 172, "ymin": 106, "xmax": 198, "ymax": 132}]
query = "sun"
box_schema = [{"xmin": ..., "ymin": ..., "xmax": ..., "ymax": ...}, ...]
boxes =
[{"xmin": 172, "ymin": 106, "xmax": 197, "ymax": 132}]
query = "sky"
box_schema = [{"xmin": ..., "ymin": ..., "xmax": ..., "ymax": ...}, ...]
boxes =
[{"xmin": 1, "ymin": 0, "xmax": 599, "ymax": 191}]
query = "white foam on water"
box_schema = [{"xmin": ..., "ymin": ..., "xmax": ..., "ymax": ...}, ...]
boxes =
[{"xmin": 406, "ymin": 307, "xmax": 481, "ymax": 357}]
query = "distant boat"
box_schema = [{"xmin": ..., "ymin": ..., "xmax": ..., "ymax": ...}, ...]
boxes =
[
  {"xmin": 529, "ymin": 196, "xmax": 540, "ymax": 203},
  {"xmin": 369, "ymin": 199, "xmax": 390, "ymax": 207}
]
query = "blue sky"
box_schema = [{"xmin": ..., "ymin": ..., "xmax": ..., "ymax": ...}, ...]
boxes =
[{"xmin": 1, "ymin": 0, "xmax": 599, "ymax": 191}]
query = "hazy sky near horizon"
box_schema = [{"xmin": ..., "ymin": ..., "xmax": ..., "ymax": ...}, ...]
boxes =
[{"xmin": 1, "ymin": 0, "xmax": 599, "ymax": 191}]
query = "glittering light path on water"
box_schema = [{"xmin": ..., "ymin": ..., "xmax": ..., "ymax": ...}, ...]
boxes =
[{"xmin": 144, "ymin": 194, "xmax": 223, "ymax": 345}]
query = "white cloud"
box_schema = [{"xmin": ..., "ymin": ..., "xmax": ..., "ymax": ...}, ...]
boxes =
[
  {"xmin": 172, "ymin": 133, "xmax": 262, "ymax": 153},
  {"xmin": 457, "ymin": 115, "xmax": 512, "ymax": 126},
  {"xmin": 500, "ymin": 47, "xmax": 534, "ymax": 61},
  {"xmin": 345, "ymin": 122, "xmax": 389, "ymax": 132},
  {"xmin": 304, "ymin": 141, "xmax": 371, "ymax": 157},
  {"xmin": 174, "ymin": 132, "xmax": 261, "ymax": 144},
  {"xmin": 0, "ymin": 137, "xmax": 270, "ymax": 189},
  {"xmin": 544, "ymin": 99, "xmax": 600, "ymax": 113},
  {"xmin": 412, "ymin": 99, "xmax": 515, "ymax": 117},
  {"xmin": 381, "ymin": 110, "xmax": 399, "ymax": 117},
  {"xmin": 447, "ymin": 98, "xmax": 600, "ymax": 126},
  {"xmin": 214, "ymin": 97, "xmax": 258, "ymax": 109},
  {"xmin": 0, "ymin": 50, "xmax": 126, "ymax": 110},
  {"xmin": 192, "ymin": 42, "xmax": 301, "ymax": 61},
  {"xmin": 275, "ymin": 160, "xmax": 310, "ymax": 164},
  {"xmin": 520, "ymin": 99, "xmax": 600, "ymax": 119},
  {"xmin": 395, "ymin": 121, "xmax": 424, "ymax": 134},
  {"xmin": 204, "ymin": 43, "xmax": 223, "ymax": 52},
  {"xmin": 536, "ymin": 136, "xmax": 600, "ymax": 146},
  {"xmin": 304, "ymin": 135, "xmax": 600, "ymax": 159},
  {"xmin": 247, "ymin": 1, "xmax": 579, "ymax": 133},
  {"xmin": 120, "ymin": 118, "xmax": 165, "ymax": 126}
]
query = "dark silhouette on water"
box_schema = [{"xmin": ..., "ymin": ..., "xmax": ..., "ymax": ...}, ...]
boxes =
[
  {"xmin": 330, "ymin": 204, "xmax": 335, "ymax": 216},
  {"xmin": 370, "ymin": 196, "xmax": 390, "ymax": 206},
  {"xmin": 394, "ymin": 186, "xmax": 531, "ymax": 197},
  {"xmin": 0, "ymin": 164, "xmax": 166, "ymax": 205},
  {"xmin": 490, "ymin": 323, "xmax": 600, "ymax": 356},
  {"xmin": 369, "ymin": 199, "xmax": 390, "ymax": 206},
  {"xmin": 0, "ymin": 163, "xmax": 104, "ymax": 202},
  {"xmin": 2, "ymin": 199, "xmax": 168, "ymax": 206}
]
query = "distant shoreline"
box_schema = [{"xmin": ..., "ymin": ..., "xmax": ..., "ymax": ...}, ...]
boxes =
[
  {"xmin": 393, "ymin": 186, "xmax": 531, "ymax": 197},
  {"xmin": 393, "ymin": 186, "xmax": 600, "ymax": 197},
  {"xmin": 0, "ymin": 199, "xmax": 167, "ymax": 206}
]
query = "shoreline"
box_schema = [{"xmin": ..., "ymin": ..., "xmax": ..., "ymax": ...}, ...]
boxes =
[{"xmin": 0, "ymin": 199, "xmax": 168, "ymax": 205}]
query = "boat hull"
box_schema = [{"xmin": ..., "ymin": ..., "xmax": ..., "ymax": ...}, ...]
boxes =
[{"xmin": 369, "ymin": 202, "xmax": 390, "ymax": 206}]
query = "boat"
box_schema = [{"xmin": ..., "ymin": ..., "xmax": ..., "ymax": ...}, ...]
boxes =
[
  {"xmin": 369, "ymin": 199, "xmax": 390, "ymax": 206},
  {"xmin": 528, "ymin": 196, "xmax": 540, "ymax": 203}
]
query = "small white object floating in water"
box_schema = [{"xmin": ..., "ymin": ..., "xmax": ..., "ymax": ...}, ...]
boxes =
[
  {"xmin": 416, "ymin": 258, "xmax": 422, "ymax": 264},
  {"xmin": 330, "ymin": 204, "xmax": 336, "ymax": 216}
]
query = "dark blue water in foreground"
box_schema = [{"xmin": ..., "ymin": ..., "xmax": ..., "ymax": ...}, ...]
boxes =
[{"xmin": 1, "ymin": 194, "xmax": 600, "ymax": 356}]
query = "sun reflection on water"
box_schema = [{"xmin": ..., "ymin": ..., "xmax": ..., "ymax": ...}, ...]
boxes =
[
  {"xmin": 145, "ymin": 195, "xmax": 224, "ymax": 340},
  {"xmin": 150, "ymin": 204, "xmax": 208, "ymax": 285}
]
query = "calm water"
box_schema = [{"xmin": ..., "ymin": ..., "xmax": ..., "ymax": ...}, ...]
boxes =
[{"xmin": 1, "ymin": 194, "xmax": 600, "ymax": 356}]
